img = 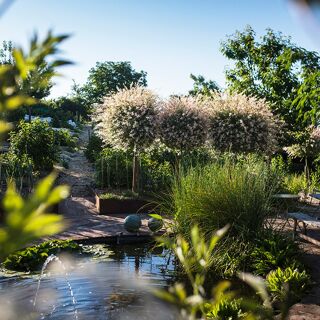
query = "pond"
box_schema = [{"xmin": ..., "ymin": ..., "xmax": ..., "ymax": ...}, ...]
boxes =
[{"xmin": 0, "ymin": 243, "xmax": 178, "ymax": 320}]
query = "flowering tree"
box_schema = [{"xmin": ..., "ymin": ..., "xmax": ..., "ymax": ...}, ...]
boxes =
[
  {"xmin": 158, "ymin": 96, "xmax": 207, "ymax": 167},
  {"xmin": 203, "ymin": 93, "xmax": 279, "ymax": 154},
  {"xmin": 94, "ymin": 86, "xmax": 158, "ymax": 193},
  {"xmin": 285, "ymin": 126, "xmax": 320, "ymax": 182}
]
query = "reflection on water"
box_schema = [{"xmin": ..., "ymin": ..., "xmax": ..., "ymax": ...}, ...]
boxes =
[{"xmin": 0, "ymin": 243, "xmax": 177, "ymax": 320}]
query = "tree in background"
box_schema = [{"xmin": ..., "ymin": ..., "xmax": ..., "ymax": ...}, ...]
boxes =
[
  {"xmin": 188, "ymin": 74, "xmax": 220, "ymax": 96},
  {"xmin": 94, "ymin": 86, "xmax": 158, "ymax": 193},
  {"xmin": 220, "ymin": 26, "xmax": 320, "ymax": 131},
  {"xmin": 0, "ymin": 40, "xmax": 13, "ymax": 65},
  {"xmin": 0, "ymin": 39, "xmax": 57, "ymax": 121},
  {"xmin": 72, "ymin": 61, "xmax": 147, "ymax": 114},
  {"xmin": 292, "ymin": 71, "xmax": 320, "ymax": 126},
  {"xmin": 54, "ymin": 96, "xmax": 85, "ymax": 121}
]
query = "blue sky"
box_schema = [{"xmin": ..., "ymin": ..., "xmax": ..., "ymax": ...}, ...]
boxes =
[{"xmin": 0, "ymin": 0, "xmax": 319, "ymax": 98}]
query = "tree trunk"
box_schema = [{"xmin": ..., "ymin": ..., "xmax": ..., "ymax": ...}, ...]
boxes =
[
  {"xmin": 132, "ymin": 150, "xmax": 140, "ymax": 194},
  {"xmin": 305, "ymin": 156, "xmax": 310, "ymax": 193},
  {"xmin": 28, "ymin": 106, "xmax": 32, "ymax": 122}
]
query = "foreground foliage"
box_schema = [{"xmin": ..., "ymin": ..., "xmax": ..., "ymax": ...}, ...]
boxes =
[
  {"xmin": 0, "ymin": 32, "xmax": 71, "ymax": 259},
  {"xmin": 156, "ymin": 225, "xmax": 310, "ymax": 319},
  {"xmin": 156, "ymin": 226, "xmax": 276, "ymax": 319},
  {"xmin": 251, "ymin": 232, "xmax": 303, "ymax": 276},
  {"xmin": 0, "ymin": 173, "xmax": 69, "ymax": 260}
]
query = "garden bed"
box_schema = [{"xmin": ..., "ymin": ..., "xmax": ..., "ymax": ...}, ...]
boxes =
[{"xmin": 95, "ymin": 191, "xmax": 156, "ymax": 215}]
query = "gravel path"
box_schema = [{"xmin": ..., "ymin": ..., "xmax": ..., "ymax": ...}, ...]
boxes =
[{"xmin": 57, "ymin": 125, "xmax": 95, "ymax": 197}]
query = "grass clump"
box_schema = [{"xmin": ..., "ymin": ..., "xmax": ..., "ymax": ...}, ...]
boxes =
[
  {"xmin": 2, "ymin": 240, "xmax": 81, "ymax": 272},
  {"xmin": 170, "ymin": 156, "xmax": 278, "ymax": 239}
]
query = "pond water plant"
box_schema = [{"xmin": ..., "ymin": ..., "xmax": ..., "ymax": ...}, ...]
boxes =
[{"xmin": 2, "ymin": 240, "xmax": 81, "ymax": 272}]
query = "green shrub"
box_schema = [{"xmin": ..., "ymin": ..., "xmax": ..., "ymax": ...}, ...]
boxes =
[
  {"xmin": 282, "ymin": 173, "xmax": 307, "ymax": 194},
  {"xmin": 266, "ymin": 267, "xmax": 310, "ymax": 303},
  {"xmin": 146, "ymin": 143, "xmax": 217, "ymax": 170},
  {"xmin": 85, "ymin": 133, "xmax": 103, "ymax": 162},
  {"xmin": 9, "ymin": 119, "xmax": 59, "ymax": 171},
  {"xmin": 169, "ymin": 157, "xmax": 278, "ymax": 239},
  {"xmin": 140, "ymin": 155, "xmax": 173, "ymax": 192},
  {"xmin": 251, "ymin": 232, "xmax": 303, "ymax": 276},
  {"xmin": 55, "ymin": 128, "xmax": 78, "ymax": 148},
  {"xmin": 2, "ymin": 240, "xmax": 81, "ymax": 272},
  {"xmin": 95, "ymin": 148, "xmax": 132, "ymax": 189}
]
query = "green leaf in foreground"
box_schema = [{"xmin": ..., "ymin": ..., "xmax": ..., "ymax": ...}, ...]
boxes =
[{"xmin": 0, "ymin": 173, "xmax": 69, "ymax": 259}]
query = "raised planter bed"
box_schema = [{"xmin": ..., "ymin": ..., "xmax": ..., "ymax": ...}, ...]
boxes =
[{"xmin": 95, "ymin": 193, "xmax": 156, "ymax": 215}]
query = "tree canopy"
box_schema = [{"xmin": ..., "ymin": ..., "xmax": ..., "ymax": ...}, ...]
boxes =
[
  {"xmin": 188, "ymin": 74, "xmax": 220, "ymax": 96},
  {"xmin": 73, "ymin": 61, "xmax": 147, "ymax": 111},
  {"xmin": 220, "ymin": 26, "xmax": 320, "ymax": 130},
  {"xmin": 0, "ymin": 40, "xmax": 13, "ymax": 65}
]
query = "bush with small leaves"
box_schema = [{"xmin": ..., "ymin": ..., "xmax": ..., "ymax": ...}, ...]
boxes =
[
  {"xmin": 84, "ymin": 133, "xmax": 103, "ymax": 162},
  {"xmin": 94, "ymin": 86, "xmax": 158, "ymax": 150},
  {"xmin": 159, "ymin": 96, "xmax": 207, "ymax": 152},
  {"xmin": 55, "ymin": 128, "xmax": 77, "ymax": 148},
  {"xmin": 203, "ymin": 93, "xmax": 280, "ymax": 154},
  {"xmin": 9, "ymin": 119, "xmax": 59, "ymax": 171}
]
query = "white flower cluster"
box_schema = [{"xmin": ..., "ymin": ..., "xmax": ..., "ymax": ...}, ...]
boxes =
[
  {"xmin": 158, "ymin": 96, "xmax": 207, "ymax": 151},
  {"xmin": 94, "ymin": 86, "xmax": 159, "ymax": 151},
  {"xmin": 201, "ymin": 92, "xmax": 279, "ymax": 153},
  {"xmin": 93, "ymin": 88, "xmax": 279, "ymax": 155}
]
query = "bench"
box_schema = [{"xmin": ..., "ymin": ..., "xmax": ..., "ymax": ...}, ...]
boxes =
[{"xmin": 287, "ymin": 212, "xmax": 320, "ymax": 246}]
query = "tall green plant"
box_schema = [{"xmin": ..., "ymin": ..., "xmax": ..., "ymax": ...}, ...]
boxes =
[
  {"xmin": 169, "ymin": 156, "xmax": 278, "ymax": 239},
  {"xmin": 9, "ymin": 119, "xmax": 59, "ymax": 171},
  {"xmin": 94, "ymin": 86, "xmax": 159, "ymax": 193}
]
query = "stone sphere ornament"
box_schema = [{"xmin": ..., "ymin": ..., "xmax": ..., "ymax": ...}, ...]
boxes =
[
  {"xmin": 148, "ymin": 217, "xmax": 163, "ymax": 232},
  {"xmin": 124, "ymin": 214, "xmax": 142, "ymax": 233}
]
